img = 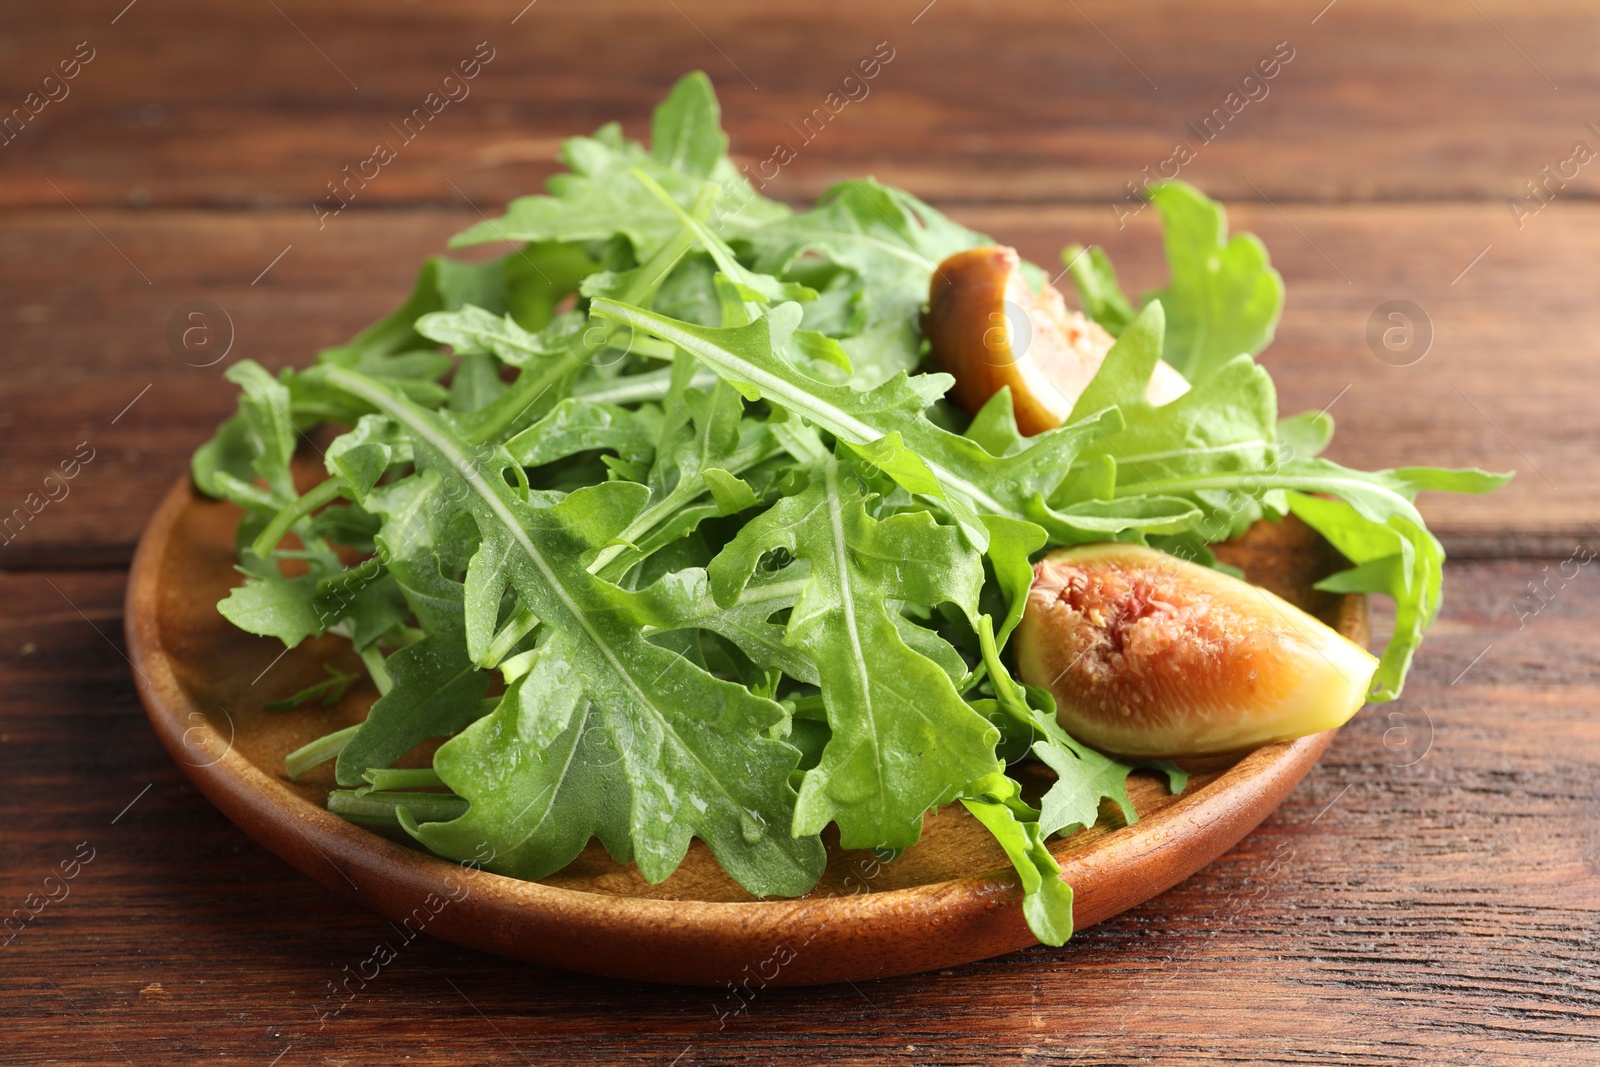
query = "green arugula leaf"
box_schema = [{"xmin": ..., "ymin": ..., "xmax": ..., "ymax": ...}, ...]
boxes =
[
  {"xmin": 1061, "ymin": 243, "xmax": 1136, "ymax": 337},
  {"xmin": 650, "ymin": 70, "xmax": 727, "ymax": 180},
  {"xmin": 414, "ymin": 307, "xmax": 590, "ymax": 444},
  {"xmin": 586, "ymin": 358, "xmax": 783, "ymax": 578},
  {"xmin": 320, "ymin": 365, "xmax": 825, "ymax": 896},
  {"xmin": 973, "ymin": 615, "xmax": 1168, "ymax": 837},
  {"xmin": 448, "ymin": 353, "xmax": 507, "ymax": 413},
  {"xmin": 321, "ymin": 256, "xmax": 510, "ymax": 363},
  {"xmin": 332, "ymin": 554, "xmax": 490, "ymax": 787},
  {"xmin": 960, "ymin": 773, "xmax": 1075, "ymax": 946},
  {"xmin": 1276, "ymin": 410, "xmax": 1335, "ymax": 460},
  {"xmin": 630, "ymin": 566, "xmax": 816, "ymax": 686},
  {"xmin": 217, "ymin": 572, "xmax": 323, "ymax": 648},
  {"xmin": 708, "ymin": 454, "xmax": 1000, "ymax": 848},
  {"xmin": 505, "ymin": 396, "xmax": 658, "ymax": 469},
  {"xmin": 1285, "ymin": 462, "xmax": 1510, "ymax": 697},
  {"xmin": 193, "ymin": 360, "xmax": 298, "ymax": 507},
  {"xmin": 981, "ymin": 514, "xmax": 1048, "ymax": 644},
  {"xmin": 1143, "ymin": 182, "xmax": 1284, "ymax": 381},
  {"xmin": 285, "ymin": 251, "xmax": 578, "ymax": 427},
  {"xmin": 747, "ymin": 178, "xmax": 991, "ymax": 368},
  {"xmin": 1065, "ymin": 184, "xmax": 1283, "ymax": 384},
  {"xmin": 1072, "ymin": 306, "xmax": 1278, "ymax": 486},
  {"xmin": 334, "ymin": 630, "xmax": 488, "ymax": 787},
  {"xmin": 450, "ymin": 74, "xmax": 784, "ymax": 256},
  {"xmin": 263, "ymin": 664, "xmax": 361, "ymax": 711},
  {"xmin": 404, "ymin": 686, "xmax": 637, "ymax": 879}
]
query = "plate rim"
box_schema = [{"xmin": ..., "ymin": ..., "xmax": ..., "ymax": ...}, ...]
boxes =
[{"xmin": 127, "ymin": 473, "xmax": 1353, "ymax": 986}]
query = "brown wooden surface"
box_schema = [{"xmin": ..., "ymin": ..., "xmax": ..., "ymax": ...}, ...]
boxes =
[
  {"xmin": 4, "ymin": 0, "xmax": 1600, "ymax": 209},
  {"xmin": 1, "ymin": 0, "xmax": 1595, "ymax": 1063}
]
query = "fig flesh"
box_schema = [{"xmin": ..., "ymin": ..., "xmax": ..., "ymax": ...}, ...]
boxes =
[
  {"xmin": 1014, "ymin": 544, "xmax": 1378, "ymax": 758},
  {"xmin": 924, "ymin": 246, "xmax": 1189, "ymax": 435}
]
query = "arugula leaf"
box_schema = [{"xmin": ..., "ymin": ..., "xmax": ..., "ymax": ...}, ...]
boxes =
[
  {"xmin": 450, "ymin": 73, "xmax": 784, "ymax": 256},
  {"xmin": 322, "ymin": 255, "xmax": 510, "ymax": 363},
  {"xmin": 333, "ymin": 555, "xmax": 489, "ymax": 787},
  {"xmin": 1143, "ymin": 182, "xmax": 1284, "ymax": 381},
  {"xmin": 973, "ymin": 615, "xmax": 1166, "ymax": 838},
  {"xmin": 505, "ymin": 397, "xmax": 657, "ymax": 469},
  {"xmin": 217, "ymin": 572, "xmax": 323, "ymax": 648},
  {"xmin": 747, "ymin": 178, "xmax": 991, "ymax": 369},
  {"xmin": 1061, "ymin": 243, "xmax": 1135, "ymax": 337},
  {"xmin": 630, "ymin": 566, "xmax": 816, "ymax": 685},
  {"xmin": 414, "ymin": 306, "xmax": 589, "ymax": 443},
  {"xmin": 651, "ymin": 70, "xmax": 727, "ymax": 180},
  {"xmin": 1063, "ymin": 302, "xmax": 1279, "ymax": 536},
  {"xmin": 981, "ymin": 514, "xmax": 1048, "ymax": 644},
  {"xmin": 404, "ymin": 687, "xmax": 638, "ymax": 879},
  {"xmin": 1285, "ymin": 463, "xmax": 1510, "ymax": 697},
  {"xmin": 263, "ymin": 665, "xmax": 361, "ymax": 711},
  {"xmin": 193, "ymin": 360, "xmax": 298, "ymax": 507},
  {"xmin": 586, "ymin": 358, "xmax": 783, "ymax": 578},
  {"xmin": 1065, "ymin": 183, "xmax": 1282, "ymax": 384},
  {"xmin": 1276, "ymin": 410, "xmax": 1335, "ymax": 460},
  {"xmin": 320, "ymin": 365, "xmax": 825, "ymax": 896},
  {"xmin": 708, "ymin": 454, "xmax": 1001, "ymax": 848},
  {"xmin": 960, "ymin": 773, "xmax": 1075, "ymax": 946},
  {"xmin": 287, "ymin": 252, "xmax": 572, "ymax": 427}
]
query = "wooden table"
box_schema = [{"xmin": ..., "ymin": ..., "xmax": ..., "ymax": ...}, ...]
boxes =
[{"xmin": 3, "ymin": 2, "xmax": 1595, "ymax": 1063}]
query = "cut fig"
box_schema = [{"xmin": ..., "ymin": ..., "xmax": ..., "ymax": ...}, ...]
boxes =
[
  {"xmin": 924, "ymin": 246, "xmax": 1189, "ymax": 435},
  {"xmin": 1013, "ymin": 543, "xmax": 1378, "ymax": 758}
]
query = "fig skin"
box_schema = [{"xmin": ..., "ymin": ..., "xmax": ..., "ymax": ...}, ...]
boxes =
[
  {"xmin": 1014, "ymin": 543, "xmax": 1378, "ymax": 758},
  {"xmin": 924, "ymin": 246, "xmax": 1190, "ymax": 435}
]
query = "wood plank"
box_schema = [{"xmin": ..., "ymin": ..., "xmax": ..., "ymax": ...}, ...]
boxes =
[
  {"xmin": 0, "ymin": 0, "xmax": 1596, "ymax": 209},
  {"xmin": 0, "ymin": 561, "xmax": 1593, "ymax": 1064},
  {"xmin": 0, "ymin": 201, "xmax": 1586, "ymax": 565}
]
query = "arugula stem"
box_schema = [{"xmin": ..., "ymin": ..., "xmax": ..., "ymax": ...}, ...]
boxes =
[
  {"xmin": 327, "ymin": 789, "xmax": 467, "ymax": 827},
  {"xmin": 250, "ymin": 479, "xmax": 345, "ymax": 560},
  {"xmin": 617, "ymin": 189, "xmax": 712, "ymax": 300},
  {"xmin": 461, "ymin": 349, "xmax": 586, "ymax": 445},
  {"xmin": 285, "ymin": 723, "xmax": 361, "ymax": 780},
  {"xmin": 590, "ymin": 298, "xmax": 1019, "ymax": 524},
  {"xmin": 362, "ymin": 767, "xmax": 446, "ymax": 790},
  {"xmin": 262, "ymin": 664, "xmax": 359, "ymax": 711},
  {"xmin": 1112, "ymin": 470, "xmax": 1422, "ymax": 524},
  {"xmin": 634, "ymin": 170, "xmax": 745, "ymax": 279},
  {"xmin": 461, "ymin": 192, "xmax": 716, "ymax": 446},
  {"xmin": 359, "ymin": 645, "xmax": 393, "ymax": 695},
  {"xmin": 588, "ymin": 437, "xmax": 785, "ymax": 579},
  {"xmin": 482, "ymin": 608, "xmax": 539, "ymax": 667},
  {"xmin": 572, "ymin": 367, "xmax": 718, "ymax": 406}
]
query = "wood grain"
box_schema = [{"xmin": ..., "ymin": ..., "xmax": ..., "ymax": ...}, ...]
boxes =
[
  {"xmin": 2, "ymin": 560, "xmax": 1593, "ymax": 1064},
  {"xmin": 1, "ymin": 1, "xmax": 1597, "ymax": 210},
  {"xmin": 0, "ymin": 201, "xmax": 1586, "ymax": 568},
  {"xmin": 3, "ymin": 0, "xmax": 1592, "ymax": 1060}
]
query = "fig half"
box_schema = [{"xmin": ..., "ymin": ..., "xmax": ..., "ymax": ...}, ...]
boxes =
[
  {"xmin": 924, "ymin": 246, "xmax": 1189, "ymax": 435},
  {"xmin": 1014, "ymin": 544, "xmax": 1378, "ymax": 758}
]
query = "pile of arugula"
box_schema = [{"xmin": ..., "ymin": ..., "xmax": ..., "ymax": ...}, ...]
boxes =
[{"xmin": 194, "ymin": 73, "xmax": 1507, "ymax": 944}]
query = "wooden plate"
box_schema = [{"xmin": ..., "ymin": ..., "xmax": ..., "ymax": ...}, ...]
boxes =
[{"xmin": 126, "ymin": 474, "xmax": 1367, "ymax": 987}]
